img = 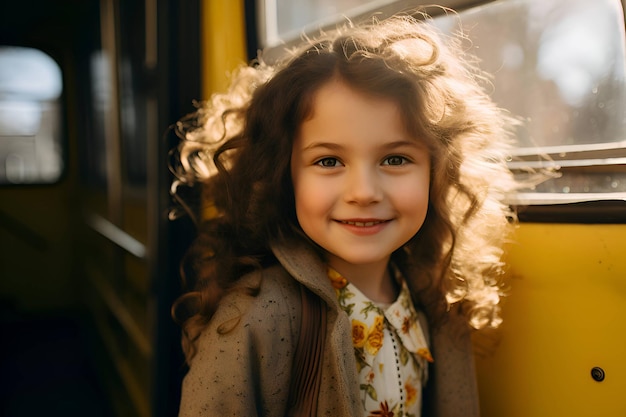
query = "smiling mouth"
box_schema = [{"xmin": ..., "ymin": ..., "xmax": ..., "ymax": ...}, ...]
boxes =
[{"xmin": 339, "ymin": 220, "xmax": 387, "ymax": 227}]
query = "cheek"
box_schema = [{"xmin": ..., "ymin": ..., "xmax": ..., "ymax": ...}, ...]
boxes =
[
  {"xmin": 293, "ymin": 192, "xmax": 324, "ymax": 243},
  {"xmin": 395, "ymin": 177, "xmax": 430, "ymax": 209},
  {"xmin": 294, "ymin": 179, "xmax": 329, "ymax": 219},
  {"xmin": 403, "ymin": 194, "xmax": 430, "ymax": 226}
]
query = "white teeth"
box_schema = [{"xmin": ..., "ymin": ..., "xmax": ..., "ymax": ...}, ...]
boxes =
[{"xmin": 342, "ymin": 220, "xmax": 381, "ymax": 227}]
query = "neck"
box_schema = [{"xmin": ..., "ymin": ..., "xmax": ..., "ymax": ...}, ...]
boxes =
[{"xmin": 328, "ymin": 257, "xmax": 398, "ymax": 304}]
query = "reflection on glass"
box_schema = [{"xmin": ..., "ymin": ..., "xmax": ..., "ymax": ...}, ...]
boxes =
[
  {"xmin": 260, "ymin": 0, "xmax": 626, "ymax": 148},
  {"xmin": 437, "ymin": 0, "xmax": 626, "ymax": 150},
  {"xmin": 87, "ymin": 51, "xmax": 111, "ymax": 187},
  {"xmin": 435, "ymin": 0, "xmax": 626, "ymax": 199},
  {"xmin": 118, "ymin": 0, "xmax": 148, "ymax": 187},
  {"xmin": 0, "ymin": 47, "xmax": 64, "ymax": 184},
  {"xmin": 260, "ymin": 0, "xmax": 396, "ymax": 47}
]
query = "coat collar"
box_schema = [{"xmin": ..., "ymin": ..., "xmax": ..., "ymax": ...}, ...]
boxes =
[
  {"xmin": 270, "ymin": 238, "xmax": 339, "ymax": 309},
  {"xmin": 270, "ymin": 238, "xmax": 364, "ymax": 415}
]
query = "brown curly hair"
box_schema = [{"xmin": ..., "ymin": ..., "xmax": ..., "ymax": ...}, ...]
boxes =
[{"xmin": 171, "ymin": 13, "xmax": 518, "ymax": 362}]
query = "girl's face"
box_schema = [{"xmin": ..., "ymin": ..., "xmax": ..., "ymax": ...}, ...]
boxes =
[{"xmin": 291, "ymin": 79, "xmax": 431, "ymax": 276}]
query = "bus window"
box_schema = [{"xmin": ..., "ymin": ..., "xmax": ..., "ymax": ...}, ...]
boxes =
[
  {"xmin": 257, "ymin": 0, "xmax": 397, "ymax": 48},
  {"xmin": 0, "ymin": 46, "xmax": 64, "ymax": 184},
  {"xmin": 436, "ymin": 0, "xmax": 626, "ymax": 210}
]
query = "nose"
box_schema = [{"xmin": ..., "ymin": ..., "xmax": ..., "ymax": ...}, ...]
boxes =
[{"xmin": 345, "ymin": 166, "xmax": 383, "ymax": 205}]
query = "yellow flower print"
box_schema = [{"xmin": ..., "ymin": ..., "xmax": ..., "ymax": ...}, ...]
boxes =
[
  {"xmin": 401, "ymin": 316, "xmax": 411, "ymax": 334},
  {"xmin": 405, "ymin": 379, "xmax": 418, "ymax": 407},
  {"xmin": 365, "ymin": 316, "xmax": 384, "ymax": 355},
  {"xmin": 352, "ymin": 319, "xmax": 368, "ymax": 348},
  {"xmin": 328, "ymin": 268, "xmax": 348, "ymax": 289},
  {"xmin": 417, "ymin": 347, "xmax": 434, "ymax": 363}
]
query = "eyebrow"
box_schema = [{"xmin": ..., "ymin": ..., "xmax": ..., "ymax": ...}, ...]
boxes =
[
  {"xmin": 380, "ymin": 140, "xmax": 428, "ymax": 151},
  {"xmin": 301, "ymin": 142, "xmax": 344, "ymax": 152}
]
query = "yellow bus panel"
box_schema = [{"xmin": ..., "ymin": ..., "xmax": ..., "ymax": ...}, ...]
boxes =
[{"xmin": 477, "ymin": 223, "xmax": 626, "ymax": 417}]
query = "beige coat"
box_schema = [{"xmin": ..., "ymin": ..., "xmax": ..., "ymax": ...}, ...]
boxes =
[{"xmin": 179, "ymin": 240, "xmax": 480, "ymax": 416}]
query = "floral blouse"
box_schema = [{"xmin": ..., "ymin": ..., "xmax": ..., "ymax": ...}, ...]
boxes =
[{"xmin": 328, "ymin": 267, "xmax": 433, "ymax": 417}]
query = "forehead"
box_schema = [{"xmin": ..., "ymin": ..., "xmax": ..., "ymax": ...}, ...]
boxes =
[
  {"xmin": 295, "ymin": 79, "xmax": 430, "ymax": 155},
  {"xmin": 304, "ymin": 80, "xmax": 405, "ymax": 130},
  {"xmin": 301, "ymin": 79, "xmax": 424, "ymax": 142}
]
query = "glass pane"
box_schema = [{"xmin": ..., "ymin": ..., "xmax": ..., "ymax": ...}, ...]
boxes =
[
  {"xmin": 258, "ymin": 0, "xmax": 397, "ymax": 47},
  {"xmin": 437, "ymin": 0, "xmax": 626, "ymax": 151},
  {"xmin": 435, "ymin": 0, "xmax": 626, "ymax": 201},
  {"xmin": 87, "ymin": 50, "xmax": 111, "ymax": 188},
  {"xmin": 0, "ymin": 47, "xmax": 64, "ymax": 184},
  {"xmin": 118, "ymin": 0, "xmax": 148, "ymax": 187}
]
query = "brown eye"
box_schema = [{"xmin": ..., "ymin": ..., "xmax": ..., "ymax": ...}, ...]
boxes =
[
  {"xmin": 382, "ymin": 156, "xmax": 407, "ymax": 166},
  {"xmin": 316, "ymin": 157, "xmax": 341, "ymax": 167}
]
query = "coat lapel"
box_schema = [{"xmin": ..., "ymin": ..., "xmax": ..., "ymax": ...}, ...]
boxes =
[{"xmin": 271, "ymin": 240, "xmax": 363, "ymax": 416}]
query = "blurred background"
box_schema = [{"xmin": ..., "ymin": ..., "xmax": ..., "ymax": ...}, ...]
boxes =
[{"xmin": 0, "ymin": 1, "xmax": 204, "ymax": 415}]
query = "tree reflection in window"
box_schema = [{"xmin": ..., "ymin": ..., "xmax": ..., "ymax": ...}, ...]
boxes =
[
  {"xmin": 445, "ymin": 0, "xmax": 626, "ymax": 150},
  {"xmin": 437, "ymin": 0, "xmax": 626, "ymax": 199}
]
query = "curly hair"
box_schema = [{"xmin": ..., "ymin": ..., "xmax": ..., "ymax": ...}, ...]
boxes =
[{"xmin": 171, "ymin": 12, "xmax": 518, "ymax": 362}]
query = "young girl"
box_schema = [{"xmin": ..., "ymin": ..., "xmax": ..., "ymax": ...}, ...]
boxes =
[{"xmin": 171, "ymin": 11, "xmax": 517, "ymax": 417}]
